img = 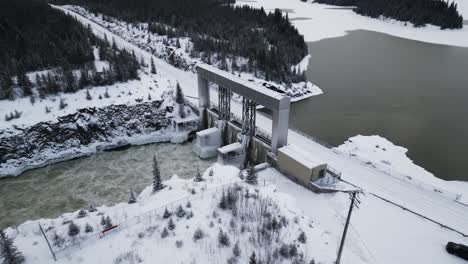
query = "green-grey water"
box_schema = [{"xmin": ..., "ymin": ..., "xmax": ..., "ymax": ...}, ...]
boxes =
[
  {"xmin": 0, "ymin": 142, "xmax": 214, "ymax": 229},
  {"xmin": 291, "ymin": 30, "xmax": 468, "ymax": 182}
]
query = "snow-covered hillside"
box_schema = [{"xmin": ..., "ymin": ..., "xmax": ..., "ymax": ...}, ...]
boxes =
[
  {"xmin": 63, "ymin": 5, "xmax": 322, "ymax": 102},
  {"xmin": 238, "ymin": 0, "xmax": 468, "ymax": 47},
  {"xmin": 5, "ymin": 164, "xmax": 468, "ymax": 264}
]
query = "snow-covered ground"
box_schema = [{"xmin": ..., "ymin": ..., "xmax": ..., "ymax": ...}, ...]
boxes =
[
  {"xmin": 237, "ymin": 0, "xmax": 468, "ymax": 47},
  {"xmin": 336, "ymin": 135, "xmax": 468, "ymax": 205},
  {"xmin": 6, "ymin": 165, "xmax": 468, "ymax": 264}
]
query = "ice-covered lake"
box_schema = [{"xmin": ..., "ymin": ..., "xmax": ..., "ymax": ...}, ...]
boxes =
[{"xmin": 0, "ymin": 142, "xmax": 215, "ymax": 229}]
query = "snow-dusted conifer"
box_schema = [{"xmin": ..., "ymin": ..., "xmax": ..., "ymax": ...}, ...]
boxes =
[
  {"xmin": 298, "ymin": 231, "xmax": 307, "ymax": 244},
  {"xmin": 176, "ymin": 205, "xmax": 186, "ymax": 218},
  {"xmin": 77, "ymin": 209, "xmax": 87, "ymax": 218},
  {"xmin": 193, "ymin": 165, "xmax": 203, "ymax": 182},
  {"xmin": 161, "ymin": 227, "xmax": 169, "ymax": 238},
  {"xmin": 175, "ymin": 82, "xmax": 185, "ymax": 104},
  {"xmin": 245, "ymin": 163, "xmax": 257, "ymax": 185},
  {"xmin": 0, "ymin": 229, "xmax": 25, "ymax": 264},
  {"xmin": 105, "ymin": 216, "xmax": 113, "ymax": 229},
  {"xmin": 193, "ymin": 228, "xmax": 204, "ymax": 242},
  {"xmin": 249, "ymin": 252, "xmax": 257, "ymax": 264},
  {"xmin": 163, "ymin": 208, "xmax": 171, "ymax": 219},
  {"xmin": 152, "ymin": 154, "xmax": 164, "ymax": 192},
  {"xmin": 68, "ymin": 221, "xmax": 80, "ymax": 237},
  {"xmin": 167, "ymin": 218, "xmax": 175, "ymax": 230},
  {"xmin": 233, "ymin": 241, "xmax": 241, "ymax": 257},
  {"xmin": 85, "ymin": 223, "xmax": 93, "ymax": 233},
  {"xmin": 217, "ymin": 229, "xmax": 230, "ymax": 247},
  {"xmin": 128, "ymin": 189, "xmax": 137, "ymax": 204},
  {"xmin": 150, "ymin": 57, "xmax": 157, "ymax": 74}
]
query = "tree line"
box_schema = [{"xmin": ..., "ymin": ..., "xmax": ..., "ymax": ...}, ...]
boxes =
[
  {"xmin": 50, "ymin": 0, "xmax": 309, "ymax": 83},
  {"xmin": 311, "ymin": 0, "xmax": 463, "ymax": 29},
  {"xmin": 0, "ymin": 0, "xmax": 140, "ymax": 100}
]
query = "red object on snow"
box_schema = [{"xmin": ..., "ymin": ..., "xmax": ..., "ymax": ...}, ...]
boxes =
[{"xmin": 101, "ymin": 225, "xmax": 118, "ymax": 234}]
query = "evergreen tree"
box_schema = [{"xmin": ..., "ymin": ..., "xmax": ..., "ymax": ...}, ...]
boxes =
[
  {"xmin": 161, "ymin": 227, "xmax": 169, "ymax": 238},
  {"xmin": 85, "ymin": 89, "xmax": 92, "ymax": 100},
  {"xmin": 77, "ymin": 209, "xmax": 87, "ymax": 218},
  {"xmin": 233, "ymin": 241, "xmax": 241, "ymax": 257},
  {"xmin": 152, "ymin": 154, "xmax": 164, "ymax": 192},
  {"xmin": 85, "ymin": 223, "xmax": 94, "ymax": 233},
  {"xmin": 0, "ymin": 230, "xmax": 25, "ymax": 264},
  {"xmin": 100, "ymin": 215, "xmax": 106, "ymax": 226},
  {"xmin": 175, "ymin": 82, "xmax": 185, "ymax": 104},
  {"xmin": 150, "ymin": 57, "xmax": 157, "ymax": 74},
  {"xmin": 163, "ymin": 208, "xmax": 171, "ymax": 219},
  {"xmin": 128, "ymin": 189, "xmax": 137, "ymax": 204},
  {"xmin": 52, "ymin": 232, "xmax": 65, "ymax": 248},
  {"xmin": 298, "ymin": 231, "xmax": 307, "ymax": 244},
  {"xmin": 245, "ymin": 163, "xmax": 258, "ymax": 185},
  {"xmin": 249, "ymin": 252, "xmax": 257, "ymax": 264},
  {"xmin": 176, "ymin": 205, "xmax": 186, "ymax": 218},
  {"xmin": 105, "ymin": 216, "xmax": 113, "ymax": 229},
  {"xmin": 68, "ymin": 221, "xmax": 80, "ymax": 237},
  {"xmin": 17, "ymin": 71, "xmax": 33, "ymax": 96},
  {"xmin": 167, "ymin": 218, "xmax": 175, "ymax": 230},
  {"xmin": 217, "ymin": 229, "xmax": 230, "ymax": 247},
  {"xmin": 193, "ymin": 165, "xmax": 203, "ymax": 182}
]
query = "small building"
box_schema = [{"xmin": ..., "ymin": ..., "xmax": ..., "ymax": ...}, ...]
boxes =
[
  {"xmin": 277, "ymin": 145, "xmax": 328, "ymax": 187},
  {"xmin": 193, "ymin": 127, "xmax": 222, "ymax": 159},
  {"xmin": 217, "ymin": 142, "xmax": 245, "ymax": 167}
]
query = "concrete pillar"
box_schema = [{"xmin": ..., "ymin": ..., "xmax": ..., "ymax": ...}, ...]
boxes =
[
  {"xmin": 198, "ymin": 74, "xmax": 209, "ymax": 108},
  {"xmin": 197, "ymin": 74, "xmax": 210, "ymax": 129},
  {"xmin": 271, "ymin": 106, "xmax": 289, "ymax": 153}
]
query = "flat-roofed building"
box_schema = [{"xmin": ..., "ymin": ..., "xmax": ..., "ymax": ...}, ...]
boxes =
[{"xmin": 277, "ymin": 145, "xmax": 328, "ymax": 186}]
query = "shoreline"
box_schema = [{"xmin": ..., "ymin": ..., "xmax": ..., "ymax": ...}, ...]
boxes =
[{"xmin": 0, "ymin": 130, "xmax": 190, "ymax": 178}]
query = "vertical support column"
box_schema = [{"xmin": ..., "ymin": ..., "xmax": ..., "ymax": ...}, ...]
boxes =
[
  {"xmin": 271, "ymin": 98, "xmax": 290, "ymax": 153},
  {"xmin": 197, "ymin": 74, "xmax": 209, "ymax": 129}
]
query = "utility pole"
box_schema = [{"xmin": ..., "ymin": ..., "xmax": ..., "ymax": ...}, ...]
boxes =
[{"xmin": 336, "ymin": 191, "xmax": 361, "ymax": 264}]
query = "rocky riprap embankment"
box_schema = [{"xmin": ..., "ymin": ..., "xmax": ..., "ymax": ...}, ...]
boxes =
[{"xmin": 0, "ymin": 101, "xmax": 172, "ymax": 176}]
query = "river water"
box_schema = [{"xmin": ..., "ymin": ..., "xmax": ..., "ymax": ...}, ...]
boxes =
[
  {"xmin": 0, "ymin": 142, "xmax": 215, "ymax": 229},
  {"xmin": 292, "ymin": 30, "xmax": 468, "ymax": 182}
]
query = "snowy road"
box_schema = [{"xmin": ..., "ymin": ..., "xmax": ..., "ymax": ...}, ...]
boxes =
[{"xmin": 56, "ymin": 3, "xmax": 468, "ymax": 238}]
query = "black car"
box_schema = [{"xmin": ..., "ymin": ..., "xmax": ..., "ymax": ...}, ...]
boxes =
[{"xmin": 446, "ymin": 242, "xmax": 468, "ymax": 260}]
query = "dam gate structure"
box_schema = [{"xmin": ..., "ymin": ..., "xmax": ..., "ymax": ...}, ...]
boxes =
[{"xmin": 193, "ymin": 64, "xmax": 290, "ymax": 166}]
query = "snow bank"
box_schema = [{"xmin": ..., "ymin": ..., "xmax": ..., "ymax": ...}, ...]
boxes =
[{"xmin": 336, "ymin": 135, "xmax": 468, "ymax": 205}]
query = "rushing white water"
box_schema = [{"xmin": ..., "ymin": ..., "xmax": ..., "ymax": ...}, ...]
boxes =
[{"xmin": 0, "ymin": 142, "xmax": 215, "ymax": 229}]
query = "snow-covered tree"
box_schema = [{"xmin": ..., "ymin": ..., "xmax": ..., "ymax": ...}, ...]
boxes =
[
  {"xmin": 176, "ymin": 205, "xmax": 186, "ymax": 218},
  {"xmin": 128, "ymin": 189, "xmax": 137, "ymax": 204},
  {"xmin": 193, "ymin": 228, "xmax": 204, "ymax": 242},
  {"xmin": 85, "ymin": 89, "xmax": 92, "ymax": 100},
  {"xmin": 175, "ymin": 82, "xmax": 185, "ymax": 104},
  {"xmin": 88, "ymin": 204, "xmax": 97, "ymax": 212},
  {"xmin": 245, "ymin": 163, "xmax": 257, "ymax": 185},
  {"xmin": 68, "ymin": 221, "xmax": 80, "ymax": 237},
  {"xmin": 233, "ymin": 241, "xmax": 241, "ymax": 257},
  {"xmin": 52, "ymin": 232, "xmax": 65, "ymax": 248},
  {"xmin": 163, "ymin": 208, "xmax": 171, "ymax": 219},
  {"xmin": 209, "ymin": 168, "xmax": 214, "ymax": 177},
  {"xmin": 85, "ymin": 223, "xmax": 93, "ymax": 233},
  {"xmin": 104, "ymin": 89, "xmax": 110, "ymax": 98},
  {"xmin": 59, "ymin": 98, "xmax": 67, "ymax": 110},
  {"xmin": 0, "ymin": 230, "xmax": 25, "ymax": 264},
  {"xmin": 152, "ymin": 154, "xmax": 164, "ymax": 192},
  {"xmin": 77, "ymin": 209, "xmax": 87, "ymax": 218},
  {"xmin": 193, "ymin": 165, "xmax": 203, "ymax": 182},
  {"xmin": 105, "ymin": 216, "xmax": 113, "ymax": 229},
  {"xmin": 150, "ymin": 57, "xmax": 157, "ymax": 74},
  {"xmin": 167, "ymin": 218, "xmax": 175, "ymax": 230},
  {"xmin": 298, "ymin": 231, "xmax": 307, "ymax": 244},
  {"xmin": 249, "ymin": 252, "xmax": 257, "ymax": 264},
  {"xmin": 161, "ymin": 227, "xmax": 169, "ymax": 238},
  {"xmin": 218, "ymin": 229, "xmax": 230, "ymax": 247}
]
